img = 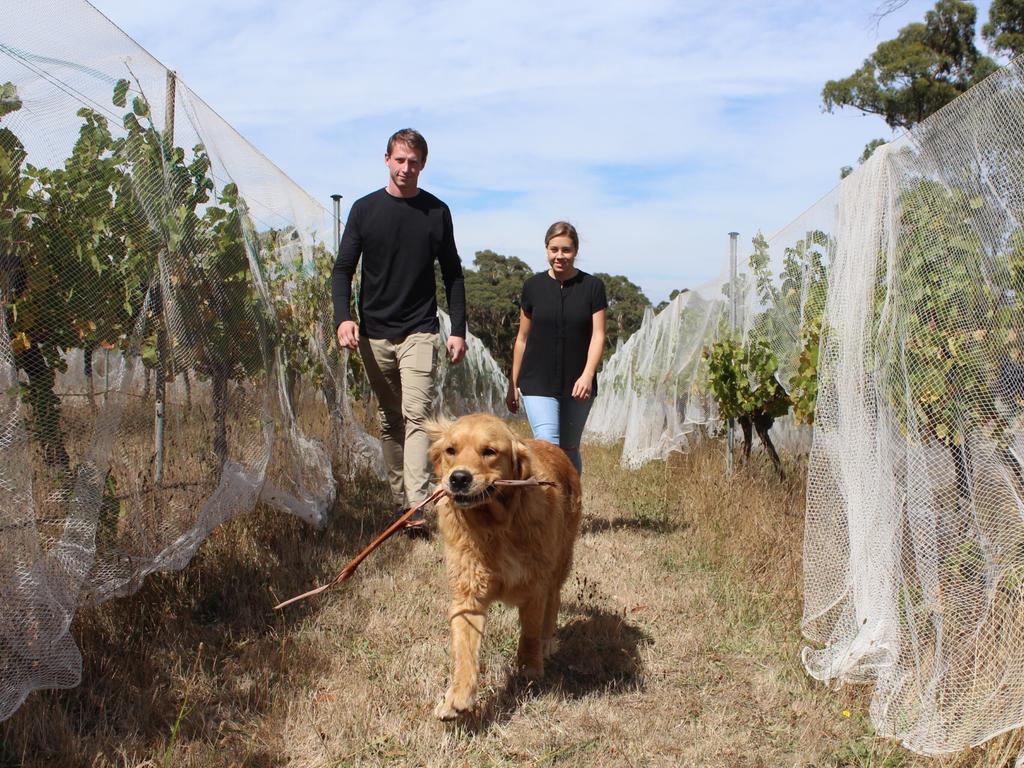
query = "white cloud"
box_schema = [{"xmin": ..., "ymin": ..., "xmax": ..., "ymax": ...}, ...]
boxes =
[{"xmin": 76, "ymin": 0, "xmax": 994, "ymax": 301}]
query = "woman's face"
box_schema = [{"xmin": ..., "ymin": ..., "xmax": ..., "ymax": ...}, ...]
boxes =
[{"xmin": 546, "ymin": 235, "xmax": 577, "ymax": 279}]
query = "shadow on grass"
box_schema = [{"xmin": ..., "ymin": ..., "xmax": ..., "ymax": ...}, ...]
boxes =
[
  {"xmin": 459, "ymin": 606, "xmax": 652, "ymax": 731},
  {"xmin": 0, "ymin": 466, "xmax": 395, "ymax": 766},
  {"xmin": 580, "ymin": 514, "xmax": 686, "ymax": 535}
]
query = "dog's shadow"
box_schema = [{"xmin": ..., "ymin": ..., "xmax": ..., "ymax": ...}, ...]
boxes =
[
  {"xmin": 580, "ymin": 515, "xmax": 684, "ymax": 535},
  {"xmin": 459, "ymin": 606, "xmax": 652, "ymax": 731}
]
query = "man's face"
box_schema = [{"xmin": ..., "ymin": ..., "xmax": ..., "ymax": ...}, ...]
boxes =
[{"xmin": 385, "ymin": 141, "xmax": 424, "ymax": 193}]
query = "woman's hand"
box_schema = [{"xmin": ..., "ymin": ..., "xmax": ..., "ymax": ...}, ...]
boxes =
[
  {"xmin": 571, "ymin": 372, "xmax": 594, "ymax": 400},
  {"xmin": 506, "ymin": 381, "xmax": 520, "ymax": 413}
]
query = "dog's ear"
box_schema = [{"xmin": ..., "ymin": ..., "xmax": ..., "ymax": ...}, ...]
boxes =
[
  {"xmin": 424, "ymin": 418, "xmax": 451, "ymax": 444},
  {"xmin": 511, "ymin": 437, "xmax": 532, "ymax": 480},
  {"xmin": 426, "ymin": 418, "xmax": 453, "ymax": 469}
]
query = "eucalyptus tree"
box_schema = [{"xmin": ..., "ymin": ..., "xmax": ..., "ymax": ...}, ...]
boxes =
[
  {"xmin": 823, "ymin": 0, "xmax": 998, "ymax": 163},
  {"xmin": 982, "ymin": 0, "xmax": 1024, "ymax": 58},
  {"xmin": 593, "ymin": 272, "xmax": 651, "ymax": 357},
  {"xmin": 461, "ymin": 249, "xmax": 532, "ymax": 373}
]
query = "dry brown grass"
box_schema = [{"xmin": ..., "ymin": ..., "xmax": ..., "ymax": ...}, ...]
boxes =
[{"xmin": 2, "ymin": 437, "xmax": 1023, "ymax": 767}]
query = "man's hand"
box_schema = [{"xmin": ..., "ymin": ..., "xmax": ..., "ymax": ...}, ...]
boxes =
[
  {"xmin": 336, "ymin": 320, "xmax": 359, "ymax": 350},
  {"xmin": 447, "ymin": 335, "xmax": 467, "ymax": 364}
]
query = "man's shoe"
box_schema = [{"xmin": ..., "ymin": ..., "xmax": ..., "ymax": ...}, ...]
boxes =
[
  {"xmin": 386, "ymin": 505, "xmax": 431, "ymax": 538},
  {"xmin": 403, "ymin": 508, "xmax": 431, "ymax": 538}
]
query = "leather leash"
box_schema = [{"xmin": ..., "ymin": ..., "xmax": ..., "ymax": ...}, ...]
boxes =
[{"xmin": 273, "ymin": 477, "xmax": 554, "ymax": 610}]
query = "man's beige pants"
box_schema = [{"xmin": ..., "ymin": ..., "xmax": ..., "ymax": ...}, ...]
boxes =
[{"xmin": 358, "ymin": 332, "xmax": 439, "ymax": 507}]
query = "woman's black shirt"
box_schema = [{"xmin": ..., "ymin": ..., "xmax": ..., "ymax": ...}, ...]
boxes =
[{"xmin": 518, "ymin": 270, "xmax": 608, "ymax": 398}]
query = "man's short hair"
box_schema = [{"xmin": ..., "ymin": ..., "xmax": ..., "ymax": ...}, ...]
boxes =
[{"xmin": 387, "ymin": 128, "xmax": 428, "ymax": 162}]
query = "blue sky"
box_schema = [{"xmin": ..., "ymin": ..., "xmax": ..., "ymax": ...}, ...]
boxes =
[{"xmin": 86, "ymin": 0, "xmax": 998, "ymax": 304}]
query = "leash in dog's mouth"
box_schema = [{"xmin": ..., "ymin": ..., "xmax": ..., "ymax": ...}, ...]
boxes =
[
  {"xmin": 273, "ymin": 477, "xmax": 555, "ymax": 610},
  {"xmin": 450, "ymin": 484, "xmax": 496, "ymax": 506},
  {"xmin": 448, "ymin": 476, "xmax": 562, "ymax": 506}
]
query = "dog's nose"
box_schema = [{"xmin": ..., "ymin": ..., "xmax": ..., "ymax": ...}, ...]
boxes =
[{"xmin": 449, "ymin": 469, "xmax": 473, "ymax": 492}]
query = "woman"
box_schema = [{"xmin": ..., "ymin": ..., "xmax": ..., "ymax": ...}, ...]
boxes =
[{"xmin": 506, "ymin": 222, "xmax": 607, "ymax": 475}]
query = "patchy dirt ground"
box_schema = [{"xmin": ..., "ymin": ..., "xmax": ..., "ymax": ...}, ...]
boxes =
[{"xmin": 2, "ymin": 441, "xmax": 1020, "ymax": 767}]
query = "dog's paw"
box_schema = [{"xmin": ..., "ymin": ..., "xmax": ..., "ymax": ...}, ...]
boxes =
[
  {"xmin": 434, "ymin": 686, "xmax": 475, "ymax": 720},
  {"xmin": 541, "ymin": 637, "xmax": 560, "ymax": 659},
  {"xmin": 516, "ymin": 638, "xmax": 545, "ymax": 679},
  {"xmin": 514, "ymin": 656, "xmax": 544, "ymax": 681}
]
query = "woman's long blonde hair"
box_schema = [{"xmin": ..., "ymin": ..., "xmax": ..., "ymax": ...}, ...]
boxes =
[{"xmin": 544, "ymin": 221, "xmax": 579, "ymax": 251}]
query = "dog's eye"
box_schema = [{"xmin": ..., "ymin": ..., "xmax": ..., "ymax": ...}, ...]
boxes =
[
  {"xmin": 482, "ymin": 447, "xmax": 497, "ymax": 457},
  {"xmin": 445, "ymin": 446, "xmax": 456, "ymax": 456}
]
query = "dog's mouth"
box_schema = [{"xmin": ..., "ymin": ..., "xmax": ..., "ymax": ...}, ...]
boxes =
[{"xmin": 447, "ymin": 483, "xmax": 497, "ymax": 508}]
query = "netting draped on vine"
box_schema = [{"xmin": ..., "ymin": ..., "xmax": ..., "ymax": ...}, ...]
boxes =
[
  {"xmin": 7, "ymin": 0, "xmax": 1024, "ymax": 758},
  {"xmin": 585, "ymin": 274, "xmax": 729, "ymax": 468},
  {"xmin": 802, "ymin": 56, "xmax": 1024, "ymax": 755},
  {"xmin": 585, "ymin": 210, "xmax": 827, "ymax": 467},
  {"xmin": 0, "ymin": 0, "xmax": 508, "ymax": 721},
  {"xmin": 585, "ymin": 44, "xmax": 1024, "ymax": 757}
]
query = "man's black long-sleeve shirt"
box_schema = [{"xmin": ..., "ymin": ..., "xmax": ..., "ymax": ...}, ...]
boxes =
[{"xmin": 332, "ymin": 188, "xmax": 467, "ymax": 339}]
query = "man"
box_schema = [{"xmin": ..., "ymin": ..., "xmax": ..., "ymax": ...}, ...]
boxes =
[{"xmin": 332, "ymin": 128, "xmax": 467, "ymax": 531}]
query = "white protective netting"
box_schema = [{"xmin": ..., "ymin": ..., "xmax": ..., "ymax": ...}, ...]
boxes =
[
  {"xmin": 437, "ymin": 309, "xmax": 509, "ymax": 419},
  {"xmin": 584, "ymin": 42, "xmax": 1024, "ymax": 757},
  {"xmin": 0, "ymin": 0, "xmax": 507, "ymax": 722},
  {"xmin": 586, "ymin": 220, "xmax": 827, "ymax": 466},
  {"xmin": 802, "ymin": 55, "xmax": 1024, "ymax": 754},
  {"xmin": 586, "ymin": 275, "xmax": 728, "ymax": 468}
]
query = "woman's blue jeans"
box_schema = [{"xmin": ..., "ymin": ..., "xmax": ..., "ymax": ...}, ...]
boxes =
[{"xmin": 521, "ymin": 395, "xmax": 594, "ymax": 475}]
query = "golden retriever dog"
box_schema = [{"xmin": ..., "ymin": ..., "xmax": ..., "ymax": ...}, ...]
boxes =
[{"xmin": 427, "ymin": 413, "xmax": 582, "ymax": 720}]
